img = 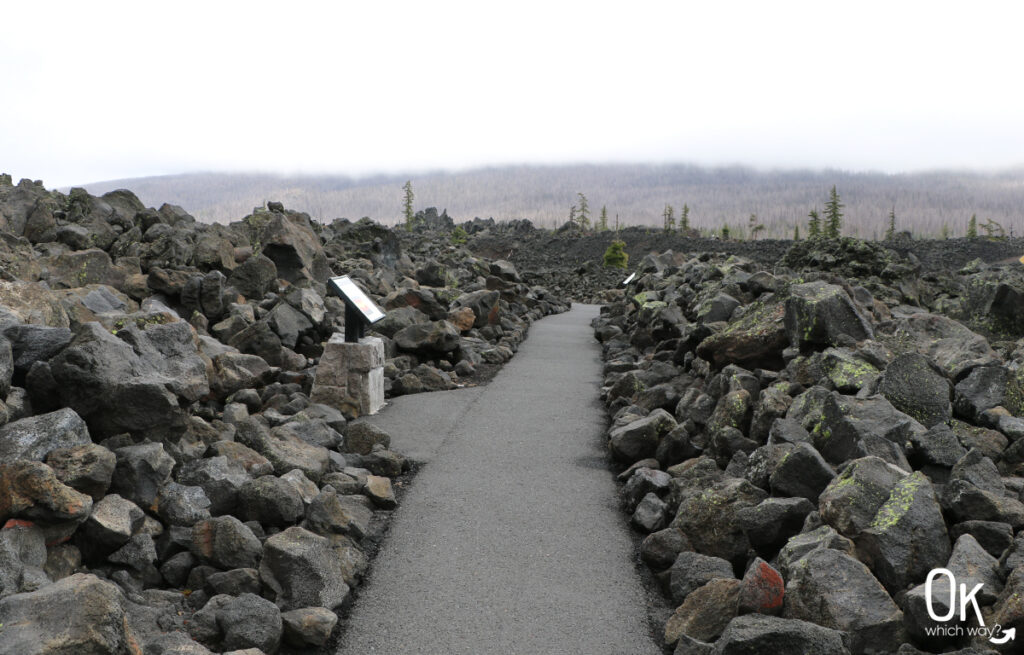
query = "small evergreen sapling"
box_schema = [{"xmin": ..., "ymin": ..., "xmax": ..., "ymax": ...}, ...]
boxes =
[
  {"xmin": 603, "ymin": 240, "xmax": 628, "ymax": 268},
  {"xmin": 807, "ymin": 208, "xmax": 821, "ymax": 238}
]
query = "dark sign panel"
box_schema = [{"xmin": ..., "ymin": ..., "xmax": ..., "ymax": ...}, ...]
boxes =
[{"xmin": 328, "ymin": 276, "xmax": 385, "ymax": 324}]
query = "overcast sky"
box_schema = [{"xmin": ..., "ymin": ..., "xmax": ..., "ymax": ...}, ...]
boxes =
[{"xmin": 3, "ymin": 1, "xmax": 1023, "ymax": 188}]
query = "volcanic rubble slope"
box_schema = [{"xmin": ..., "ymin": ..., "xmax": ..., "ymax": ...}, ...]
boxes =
[
  {"xmin": 594, "ymin": 246, "xmax": 1024, "ymax": 654},
  {"xmin": 0, "ymin": 175, "xmax": 568, "ymax": 655}
]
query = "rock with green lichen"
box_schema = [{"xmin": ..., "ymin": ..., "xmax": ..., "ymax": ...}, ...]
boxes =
[
  {"xmin": 954, "ymin": 365, "xmax": 1010, "ymax": 422},
  {"xmin": 784, "ymin": 281, "xmax": 874, "ymax": 350},
  {"xmin": 813, "ymin": 392, "xmax": 925, "ymax": 466},
  {"xmin": 749, "ymin": 384, "xmax": 793, "ymax": 442},
  {"xmin": 878, "ymin": 352, "xmax": 952, "ymax": 428},
  {"xmin": 705, "ymin": 389, "xmax": 752, "ymax": 441},
  {"xmin": 857, "ymin": 471, "xmax": 951, "ymax": 593},
  {"xmin": 673, "ymin": 477, "xmax": 767, "ymax": 566},
  {"xmin": 888, "ymin": 312, "xmax": 1000, "ymax": 380},
  {"xmin": 775, "ymin": 526, "xmax": 855, "ymax": 579},
  {"xmin": 950, "ymin": 419, "xmax": 1008, "ymax": 461},
  {"xmin": 963, "ymin": 273, "xmax": 1024, "ymax": 338},
  {"xmin": 820, "ymin": 347, "xmax": 880, "ymax": 393},
  {"xmin": 694, "ymin": 297, "xmax": 788, "ymax": 369},
  {"xmin": 818, "ymin": 456, "xmax": 908, "ymax": 538},
  {"xmin": 769, "ymin": 442, "xmax": 835, "ymax": 502}
]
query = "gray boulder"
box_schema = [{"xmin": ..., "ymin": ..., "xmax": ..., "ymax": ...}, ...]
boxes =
[
  {"xmin": 45, "ymin": 443, "xmax": 116, "ymax": 501},
  {"xmin": 736, "ymin": 497, "xmax": 815, "ymax": 550},
  {"xmin": 451, "ymin": 289, "xmax": 501, "ymax": 328},
  {"xmin": 784, "ymin": 548, "xmax": 904, "ymax": 653},
  {"xmin": 218, "ymin": 593, "xmax": 283, "ymax": 653},
  {"xmin": 190, "ymin": 516, "xmax": 263, "ymax": 570},
  {"xmin": 943, "ymin": 478, "xmax": 1024, "ymax": 529},
  {"xmin": 176, "ymin": 456, "xmax": 251, "ymax": 516},
  {"xmin": 235, "ymin": 418, "xmax": 329, "ymax": 482},
  {"xmin": 345, "ymin": 422, "xmax": 392, "ymax": 456},
  {"xmin": 81, "ymin": 494, "xmax": 145, "ymax": 555},
  {"xmin": 281, "ymin": 606, "xmax": 338, "ymax": 647},
  {"xmin": 154, "ymin": 482, "xmax": 212, "ymax": 527},
  {"xmin": 0, "ymin": 523, "xmax": 48, "ymax": 598},
  {"xmin": 266, "ymin": 302, "xmax": 313, "ymax": 349},
  {"xmin": 669, "ymin": 551, "xmax": 735, "ymax": 604},
  {"xmin": 908, "ymin": 423, "xmax": 967, "ymax": 469},
  {"xmin": 768, "ymin": 442, "xmax": 834, "ymax": 502},
  {"xmin": 259, "ymin": 526, "xmax": 350, "ymax": 610},
  {"xmin": 41, "ymin": 321, "xmax": 209, "ymax": 439},
  {"xmin": 631, "ymin": 493, "xmax": 668, "ymax": 532},
  {"xmin": 110, "ymin": 442, "xmax": 175, "ymax": 509},
  {"xmin": 3, "ymin": 324, "xmax": 72, "ymax": 375},
  {"xmin": 238, "ymin": 476, "xmax": 305, "ymax": 527},
  {"xmin": 228, "ymin": 253, "xmax": 277, "ymax": 300},
  {"xmin": 0, "ymin": 573, "xmax": 128, "ymax": 655},
  {"xmin": 0, "ymin": 407, "xmax": 91, "ymax": 463},
  {"xmin": 712, "ymin": 614, "xmax": 851, "ymax": 655},
  {"xmin": 609, "ymin": 409, "xmax": 676, "ymax": 463},
  {"xmin": 393, "ymin": 320, "xmax": 460, "ymax": 354}
]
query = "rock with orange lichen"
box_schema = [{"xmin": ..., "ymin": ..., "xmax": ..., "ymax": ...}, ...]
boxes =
[{"xmin": 0, "ymin": 460, "xmax": 93, "ymax": 526}]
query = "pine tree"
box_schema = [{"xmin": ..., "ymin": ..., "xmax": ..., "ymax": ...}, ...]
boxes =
[
  {"xmin": 885, "ymin": 207, "xmax": 896, "ymax": 240},
  {"xmin": 940, "ymin": 223, "xmax": 950, "ymax": 239},
  {"xmin": 967, "ymin": 214, "xmax": 978, "ymax": 238},
  {"xmin": 598, "ymin": 205, "xmax": 608, "ymax": 231},
  {"xmin": 807, "ymin": 208, "xmax": 822, "ymax": 238},
  {"xmin": 663, "ymin": 204, "xmax": 676, "ymax": 232},
  {"xmin": 576, "ymin": 192, "xmax": 590, "ymax": 230},
  {"xmin": 721, "ymin": 224, "xmax": 731, "ymax": 240},
  {"xmin": 748, "ymin": 213, "xmax": 765, "ymax": 240},
  {"xmin": 981, "ymin": 218, "xmax": 1005, "ymax": 238},
  {"xmin": 402, "ymin": 180, "xmax": 415, "ymax": 230},
  {"xmin": 568, "ymin": 205, "xmax": 577, "ymax": 226},
  {"xmin": 680, "ymin": 204, "xmax": 690, "ymax": 231},
  {"xmin": 824, "ymin": 186, "xmax": 843, "ymax": 238},
  {"xmin": 793, "ymin": 225, "xmax": 800, "ymax": 241}
]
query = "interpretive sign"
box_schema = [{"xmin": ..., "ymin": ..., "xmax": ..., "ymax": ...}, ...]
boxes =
[{"xmin": 328, "ymin": 275, "xmax": 386, "ymax": 342}]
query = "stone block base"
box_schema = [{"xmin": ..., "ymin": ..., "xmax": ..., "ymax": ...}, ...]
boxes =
[{"xmin": 310, "ymin": 335, "xmax": 385, "ymax": 417}]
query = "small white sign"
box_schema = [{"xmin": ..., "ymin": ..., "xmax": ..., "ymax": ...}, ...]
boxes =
[{"xmin": 329, "ymin": 276, "xmax": 386, "ymax": 324}]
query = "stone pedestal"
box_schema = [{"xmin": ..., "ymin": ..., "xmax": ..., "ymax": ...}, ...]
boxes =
[{"xmin": 311, "ymin": 335, "xmax": 385, "ymax": 417}]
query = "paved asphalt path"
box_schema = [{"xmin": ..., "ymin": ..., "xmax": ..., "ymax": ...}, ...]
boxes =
[{"xmin": 336, "ymin": 304, "xmax": 661, "ymax": 655}]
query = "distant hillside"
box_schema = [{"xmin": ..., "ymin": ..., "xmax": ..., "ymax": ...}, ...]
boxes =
[{"xmin": 78, "ymin": 164, "xmax": 1024, "ymax": 239}]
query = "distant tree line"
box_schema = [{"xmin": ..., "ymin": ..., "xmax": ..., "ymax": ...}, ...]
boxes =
[{"xmin": 81, "ymin": 165, "xmax": 1024, "ymax": 238}]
